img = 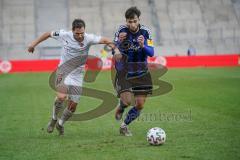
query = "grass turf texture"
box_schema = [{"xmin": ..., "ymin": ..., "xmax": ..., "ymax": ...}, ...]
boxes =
[{"xmin": 0, "ymin": 67, "xmax": 240, "ymax": 160}]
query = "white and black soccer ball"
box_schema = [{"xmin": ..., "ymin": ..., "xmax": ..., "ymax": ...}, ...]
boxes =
[{"xmin": 147, "ymin": 127, "xmax": 166, "ymax": 145}]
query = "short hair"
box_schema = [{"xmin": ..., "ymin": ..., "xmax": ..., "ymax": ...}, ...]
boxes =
[
  {"xmin": 72, "ymin": 19, "xmax": 85, "ymax": 30},
  {"xmin": 125, "ymin": 6, "xmax": 141, "ymax": 19}
]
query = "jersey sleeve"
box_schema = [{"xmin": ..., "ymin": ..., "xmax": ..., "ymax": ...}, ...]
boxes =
[
  {"xmin": 113, "ymin": 25, "xmax": 127, "ymax": 44},
  {"xmin": 143, "ymin": 27, "xmax": 154, "ymax": 47},
  {"xmin": 50, "ymin": 29, "xmax": 67, "ymax": 41},
  {"xmin": 142, "ymin": 27, "xmax": 154, "ymax": 57},
  {"xmin": 87, "ymin": 34, "xmax": 102, "ymax": 45}
]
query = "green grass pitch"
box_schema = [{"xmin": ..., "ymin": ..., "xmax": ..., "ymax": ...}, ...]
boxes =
[{"xmin": 0, "ymin": 67, "xmax": 240, "ymax": 160}]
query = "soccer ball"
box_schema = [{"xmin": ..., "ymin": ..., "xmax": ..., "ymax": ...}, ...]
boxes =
[{"xmin": 147, "ymin": 127, "xmax": 166, "ymax": 145}]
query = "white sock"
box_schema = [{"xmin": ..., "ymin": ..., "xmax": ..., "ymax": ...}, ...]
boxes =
[
  {"xmin": 52, "ymin": 98, "xmax": 64, "ymax": 120},
  {"xmin": 52, "ymin": 113, "xmax": 57, "ymax": 120},
  {"xmin": 58, "ymin": 108, "xmax": 73, "ymax": 126},
  {"xmin": 121, "ymin": 122, "xmax": 127, "ymax": 127},
  {"xmin": 58, "ymin": 119, "xmax": 64, "ymax": 126}
]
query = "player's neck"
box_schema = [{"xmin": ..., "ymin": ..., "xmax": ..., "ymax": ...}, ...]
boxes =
[
  {"xmin": 75, "ymin": 37, "xmax": 84, "ymax": 43},
  {"xmin": 129, "ymin": 27, "xmax": 140, "ymax": 34}
]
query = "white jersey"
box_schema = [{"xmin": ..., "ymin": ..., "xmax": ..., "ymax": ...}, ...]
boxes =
[{"xmin": 51, "ymin": 29, "xmax": 101, "ymax": 75}]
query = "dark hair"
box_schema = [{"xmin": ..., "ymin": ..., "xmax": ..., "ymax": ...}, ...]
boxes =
[
  {"xmin": 72, "ymin": 19, "xmax": 85, "ymax": 30},
  {"xmin": 125, "ymin": 6, "xmax": 141, "ymax": 19}
]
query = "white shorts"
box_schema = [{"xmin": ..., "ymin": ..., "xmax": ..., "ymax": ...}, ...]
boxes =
[
  {"xmin": 63, "ymin": 72, "xmax": 84, "ymax": 103},
  {"xmin": 55, "ymin": 69, "xmax": 84, "ymax": 103}
]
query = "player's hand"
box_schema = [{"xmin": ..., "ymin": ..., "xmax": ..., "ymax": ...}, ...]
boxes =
[
  {"xmin": 28, "ymin": 45, "xmax": 35, "ymax": 53},
  {"xmin": 137, "ymin": 35, "xmax": 145, "ymax": 48},
  {"xmin": 118, "ymin": 32, "xmax": 127, "ymax": 42}
]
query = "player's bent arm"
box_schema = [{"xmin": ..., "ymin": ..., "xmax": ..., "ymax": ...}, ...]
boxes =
[{"xmin": 28, "ymin": 32, "xmax": 51, "ymax": 53}]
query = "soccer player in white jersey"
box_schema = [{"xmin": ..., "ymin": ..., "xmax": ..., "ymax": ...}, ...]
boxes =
[{"xmin": 28, "ymin": 19, "xmax": 119, "ymax": 135}]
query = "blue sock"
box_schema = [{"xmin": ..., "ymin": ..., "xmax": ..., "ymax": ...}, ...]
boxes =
[{"xmin": 124, "ymin": 106, "xmax": 140, "ymax": 125}]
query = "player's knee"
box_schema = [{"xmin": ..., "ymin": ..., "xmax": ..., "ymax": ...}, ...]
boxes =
[
  {"xmin": 120, "ymin": 94, "xmax": 132, "ymax": 106},
  {"xmin": 121, "ymin": 98, "xmax": 131, "ymax": 106},
  {"xmin": 135, "ymin": 99, "xmax": 145, "ymax": 110},
  {"xmin": 56, "ymin": 95, "xmax": 66, "ymax": 102},
  {"xmin": 135, "ymin": 104, "xmax": 144, "ymax": 110}
]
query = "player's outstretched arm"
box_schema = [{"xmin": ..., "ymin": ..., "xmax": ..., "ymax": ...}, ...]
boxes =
[
  {"xmin": 98, "ymin": 37, "xmax": 122, "ymax": 61},
  {"xmin": 27, "ymin": 32, "xmax": 51, "ymax": 53},
  {"xmin": 98, "ymin": 37, "xmax": 115, "ymax": 46}
]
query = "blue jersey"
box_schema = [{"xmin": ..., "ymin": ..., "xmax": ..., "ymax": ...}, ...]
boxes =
[{"xmin": 114, "ymin": 25, "xmax": 154, "ymax": 78}]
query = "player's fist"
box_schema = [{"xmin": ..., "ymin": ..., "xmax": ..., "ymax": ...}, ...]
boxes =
[
  {"xmin": 118, "ymin": 32, "xmax": 127, "ymax": 42},
  {"xmin": 137, "ymin": 35, "xmax": 145, "ymax": 48},
  {"xmin": 28, "ymin": 45, "xmax": 35, "ymax": 53}
]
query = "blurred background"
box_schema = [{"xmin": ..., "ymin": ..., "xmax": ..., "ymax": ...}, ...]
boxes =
[
  {"xmin": 0, "ymin": 2, "xmax": 240, "ymax": 159},
  {"xmin": 0, "ymin": 0, "xmax": 240, "ymax": 60}
]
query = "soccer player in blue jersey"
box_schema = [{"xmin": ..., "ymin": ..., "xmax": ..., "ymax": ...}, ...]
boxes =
[{"xmin": 113, "ymin": 6, "xmax": 154, "ymax": 136}]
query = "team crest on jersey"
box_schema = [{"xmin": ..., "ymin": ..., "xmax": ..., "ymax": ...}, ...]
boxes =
[{"xmin": 147, "ymin": 39, "xmax": 154, "ymax": 47}]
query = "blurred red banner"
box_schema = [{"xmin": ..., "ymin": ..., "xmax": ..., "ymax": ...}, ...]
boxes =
[{"xmin": 0, "ymin": 54, "xmax": 239, "ymax": 73}]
